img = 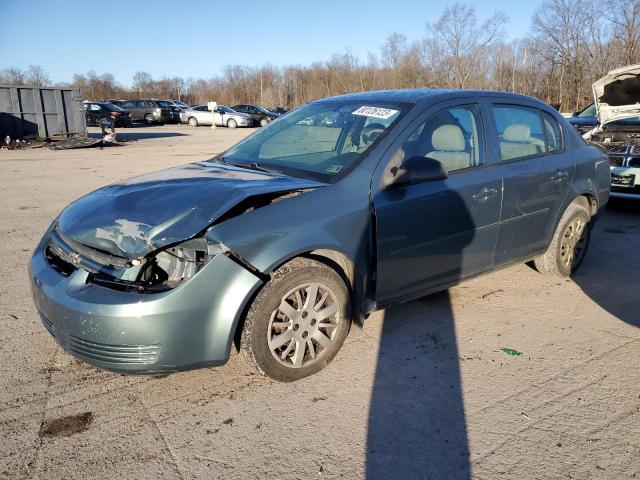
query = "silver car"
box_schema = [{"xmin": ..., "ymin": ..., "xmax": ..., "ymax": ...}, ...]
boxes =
[{"xmin": 181, "ymin": 105, "xmax": 253, "ymax": 128}]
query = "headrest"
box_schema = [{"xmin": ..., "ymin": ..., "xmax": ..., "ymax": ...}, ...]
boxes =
[
  {"xmin": 503, "ymin": 124, "xmax": 531, "ymax": 142},
  {"xmin": 431, "ymin": 124, "xmax": 465, "ymax": 151}
]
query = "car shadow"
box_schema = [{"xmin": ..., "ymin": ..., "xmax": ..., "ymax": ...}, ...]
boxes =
[
  {"xmin": 88, "ymin": 131, "xmax": 188, "ymax": 141},
  {"xmin": 365, "ymin": 187, "xmax": 473, "ymax": 479},
  {"xmin": 572, "ymin": 200, "xmax": 640, "ymax": 328}
]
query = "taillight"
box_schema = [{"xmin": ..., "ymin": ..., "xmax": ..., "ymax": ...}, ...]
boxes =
[{"xmin": 111, "ymin": 112, "xmax": 121, "ymax": 117}]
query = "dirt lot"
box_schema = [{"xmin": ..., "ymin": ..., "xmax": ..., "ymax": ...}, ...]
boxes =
[{"xmin": 0, "ymin": 124, "xmax": 638, "ymax": 479}]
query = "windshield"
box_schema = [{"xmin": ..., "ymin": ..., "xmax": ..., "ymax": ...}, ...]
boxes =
[
  {"xmin": 578, "ymin": 104, "xmax": 596, "ymax": 118},
  {"xmin": 218, "ymin": 105, "xmax": 234, "ymax": 113},
  {"xmin": 222, "ymin": 100, "xmax": 409, "ymax": 182},
  {"xmin": 255, "ymin": 105, "xmax": 272, "ymax": 114}
]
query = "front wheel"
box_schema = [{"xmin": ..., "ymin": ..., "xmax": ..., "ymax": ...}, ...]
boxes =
[
  {"xmin": 227, "ymin": 118, "xmax": 237, "ymax": 129},
  {"xmin": 188, "ymin": 116, "xmax": 198, "ymax": 127},
  {"xmin": 533, "ymin": 202, "xmax": 591, "ymax": 277},
  {"xmin": 240, "ymin": 258, "xmax": 351, "ymax": 381},
  {"xmin": 259, "ymin": 118, "xmax": 269, "ymax": 127}
]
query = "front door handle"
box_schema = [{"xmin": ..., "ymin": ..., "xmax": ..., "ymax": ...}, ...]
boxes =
[
  {"xmin": 550, "ymin": 171, "xmax": 569, "ymax": 183},
  {"xmin": 472, "ymin": 186, "xmax": 498, "ymax": 203}
]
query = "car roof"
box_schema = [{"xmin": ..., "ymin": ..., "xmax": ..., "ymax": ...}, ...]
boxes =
[{"xmin": 315, "ymin": 88, "xmax": 551, "ymax": 108}]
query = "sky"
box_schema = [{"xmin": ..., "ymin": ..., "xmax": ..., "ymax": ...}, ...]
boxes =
[{"xmin": 0, "ymin": 0, "xmax": 540, "ymax": 86}]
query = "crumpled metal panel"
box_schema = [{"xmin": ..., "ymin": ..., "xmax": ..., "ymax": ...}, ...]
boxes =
[{"xmin": 57, "ymin": 161, "xmax": 323, "ymax": 259}]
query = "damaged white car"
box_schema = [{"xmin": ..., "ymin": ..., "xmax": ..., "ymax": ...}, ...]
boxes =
[{"xmin": 584, "ymin": 63, "xmax": 640, "ymax": 198}]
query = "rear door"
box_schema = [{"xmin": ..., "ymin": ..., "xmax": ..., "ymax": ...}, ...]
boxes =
[
  {"xmin": 490, "ymin": 104, "xmax": 575, "ymax": 264},
  {"xmin": 373, "ymin": 100, "xmax": 503, "ymax": 303}
]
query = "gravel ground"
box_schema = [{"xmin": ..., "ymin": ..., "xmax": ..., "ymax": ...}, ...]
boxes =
[{"xmin": 0, "ymin": 124, "xmax": 638, "ymax": 479}]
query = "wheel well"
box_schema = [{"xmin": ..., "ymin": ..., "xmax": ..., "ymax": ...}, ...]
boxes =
[
  {"xmin": 573, "ymin": 193, "xmax": 597, "ymax": 216},
  {"xmin": 232, "ymin": 250, "xmax": 360, "ymax": 352}
]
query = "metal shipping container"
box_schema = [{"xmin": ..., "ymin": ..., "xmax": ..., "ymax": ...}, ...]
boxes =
[{"xmin": 0, "ymin": 85, "xmax": 86, "ymax": 140}]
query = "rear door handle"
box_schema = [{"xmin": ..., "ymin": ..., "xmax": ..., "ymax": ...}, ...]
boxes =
[
  {"xmin": 472, "ymin": 186, "xmax": 498, "ymax": 202},
  {"xmin": 550, "ymin": 171, "xmax": 569, "ymax": 183}
]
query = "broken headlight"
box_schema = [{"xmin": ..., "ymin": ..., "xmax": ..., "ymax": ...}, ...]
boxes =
[{"xmin": 139, "ymin": 238, "xmax": 227, "ymax": 289}]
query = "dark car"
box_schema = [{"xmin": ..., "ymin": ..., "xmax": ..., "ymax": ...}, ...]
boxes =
[
  {"xmin": 83, "ymin": 102, "xmax": 132, "ymax": 127},
  {"xmin": 30, "ymin": 89, "xmax": 609, "ymax": 382},
  {"xmin": 271, "ymin": 107, "xmax": 288, "ymax": 116},
  {"xmin": 232, "ymin": 104, "xmax": 278, "ymax": 126},
  {"xmin": 567, "ymin": 103, "xmax": 598, "ymax": 134},
  {"xmin": 108, "ymin": 99, "xmax": 178, "ymax": 125}
]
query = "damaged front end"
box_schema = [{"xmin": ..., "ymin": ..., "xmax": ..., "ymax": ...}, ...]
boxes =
[{"xmin": 47, "ymin": 161, "xmax": 323, "ymax": 292}]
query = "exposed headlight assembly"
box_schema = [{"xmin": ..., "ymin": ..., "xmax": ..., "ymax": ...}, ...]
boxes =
[{"xmin": 139, "ymin": 237, "xmax": 227, "ymax": 289}]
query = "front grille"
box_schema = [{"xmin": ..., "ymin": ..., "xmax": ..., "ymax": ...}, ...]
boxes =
[
  {"xmin": 62, "ymin": 334, "xmax": 160, "ymax": 365},
  {"xmin": 604, "ymin": 143, "xmax": 629, "ymax": 154},
  {"xmin": 628, "ymin": 157, "xmax": 640, "ymax": 168},
  {"xmin": 609, "ymin": 155, "xmax": 625, "ymax": 167},
  {"xmin": 39, "ymin": 313, "xmax": 55, "ymax": 336}
]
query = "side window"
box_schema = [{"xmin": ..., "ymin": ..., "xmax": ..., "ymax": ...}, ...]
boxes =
[
  {"xmin": 123, "ymin": 101, "xmax": 135, "ymax": 109},
  {"xmin": 146, "ymin": 101, "xmax": 156, "ymax": 108},
  {"xmin": 542, "ymin": 113, "xmax": 562, "ymax": 152},
  {"xmin": 396, "ymin": 105, "xmax": 484, "ymax": 173},
  {"xmin": 135, "ymin": 101, "xmax": 146, "ymax": 108},
  {"xmin": 492, "ymin": 106, "xmax": 545, "ymax": 161}
]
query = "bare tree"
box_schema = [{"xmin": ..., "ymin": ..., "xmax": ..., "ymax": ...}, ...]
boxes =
[{"xmin": 428, "ymin": 3, "xmax": 507, "ymax": 88}]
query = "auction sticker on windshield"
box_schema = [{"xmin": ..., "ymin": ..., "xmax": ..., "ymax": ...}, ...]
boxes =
[{"xmin": 352, "ymin": 106, "xmax": 399, "ymax": 120}]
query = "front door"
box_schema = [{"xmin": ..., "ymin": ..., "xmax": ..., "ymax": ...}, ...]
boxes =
[
  {"xmin": 374, "ymin": 102, "xmax": 502, "ymax": 304},
  {"xmin": 489, "ymin": 104, "xmax": 575, "ymax": 264}
]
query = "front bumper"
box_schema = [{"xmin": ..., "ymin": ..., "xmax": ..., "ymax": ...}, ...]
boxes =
[{"xmin": 29, "ymin": 230, "xmax": 263, "ymax": 373}]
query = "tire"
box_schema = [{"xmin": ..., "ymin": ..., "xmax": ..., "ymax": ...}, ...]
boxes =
[
  {"xmin": 259, "ymin": 117, "xmax": 269, "ymax": 127},
  {"xmin": 227, "ymin": 118, "xmax": 237, "ymax": 129},
  {"xmin": 144, "ymin": 114, "xmax": 155, "ymax": 125},
  {"xmin": 240, "ymin": 257, "xmax": 351, "ymax": 381},
  {"xmin": 188, "ymin": 116, "xmax": 198, "ymax": 127},
  {"xmin": 533, "ymin": 202, "xmax": 591, "ymax": 277}
]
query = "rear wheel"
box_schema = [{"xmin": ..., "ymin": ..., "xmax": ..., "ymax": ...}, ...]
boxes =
[
  {"xmin": 240, "ymin": 258, "xmax": 351, "ymax": 381},
  {"xmin": 533, "ymin": 202, "xmax": 591, "ymax": 277},
  {"xmin": 188, "ymin": 116, "xmax": 198, "ymax": 127},
  {"xmin": 144, "ymin": 114, "xmax": 155, "ymax": 125},
  {"xmin": 227, "ymin": 118, "xmax": 237, "ymax": 129}
]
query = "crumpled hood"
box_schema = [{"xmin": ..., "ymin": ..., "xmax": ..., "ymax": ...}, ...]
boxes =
[
  {"xmin": 592, "ymin": 63, "xmax": 640, "ymax": 125},
  {"xmin": 57, "ymin": 161, "xmax": 323, "ymax": 259}
]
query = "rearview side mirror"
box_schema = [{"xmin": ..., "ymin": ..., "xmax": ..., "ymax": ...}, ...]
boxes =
[{"xmin": 385, "ymin": 156, "xmax": 448, "ymax": 189}]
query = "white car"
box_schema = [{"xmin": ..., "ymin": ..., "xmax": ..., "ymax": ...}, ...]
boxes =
[
  {"xmin": 181, "ymin": 105, "xmax": 253, "ymax": 128},
  {"xmin": 584, "ymin": 64, "xmax": 640, "ymax": 199}
]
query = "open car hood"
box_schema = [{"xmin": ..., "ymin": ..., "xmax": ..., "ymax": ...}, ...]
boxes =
[
  {"xmin": 593, "ymin": 63, "xmax": 640, "ymax": 126},
  {"xmin": 57, "ymin": 161, "xmax": 323, "ymax": 260}
]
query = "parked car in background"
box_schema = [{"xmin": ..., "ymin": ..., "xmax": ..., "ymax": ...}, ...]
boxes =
[
  {"xmin": 181, "ymin": 104, "xmax": 253, "ymax": 128},
  {"xmin": 232, "ymin": 104, "xmax": 278, "ymax": 126},
  {"xmin": 170, "ymin": 100, "xmax": 189, "ymax": 109},
  {"xmin": 583, "ymin": 64, "xmax": 640, "ymax": 199},
  {"xmin": 271, "ymin": 107, "xmax": 288, "ymax": 116},
  {"xmin": 105, "ymin": 99, "xmax": 126, "ymax": 108},
  {"xmin": 567, "ymin": 103, "xmax": 598, "ymax": 134},
  {"xmin": 116, "ymin": 99, "xmax": 179, "ymax": 124},
  {"xmin": 31, "ymin": 89, "xmax": 609, "ymax": 382},
  {"xmin": 83, "ymin": 101, "xmax": 132, "ymax": 127}
]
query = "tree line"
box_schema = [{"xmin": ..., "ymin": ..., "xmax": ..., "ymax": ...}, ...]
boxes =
[{"xmin": 2, "ymin": 0, "xmax": 639, "ymax": 112}]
